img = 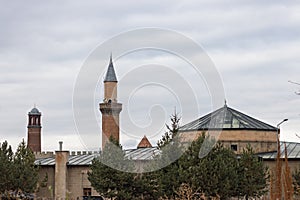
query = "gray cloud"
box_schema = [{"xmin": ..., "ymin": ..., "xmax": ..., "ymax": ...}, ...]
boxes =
[{"xmin": 0, "ymin": 0, "xmax": 300, "ymax": 151}]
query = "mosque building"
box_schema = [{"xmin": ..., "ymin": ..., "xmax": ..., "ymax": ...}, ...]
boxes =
[{"xmin": 28, "ymin": 56, "xmax": 300, "ymax": 199}]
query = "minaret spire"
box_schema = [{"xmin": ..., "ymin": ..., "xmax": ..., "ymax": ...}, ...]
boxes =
[
  {"xmin": 104, "ymin": 54, "xmax": 117, "ymax": 82},
  {"xmin": 100, "ymin": 55, "xmax": 122, "ymax": 149}
]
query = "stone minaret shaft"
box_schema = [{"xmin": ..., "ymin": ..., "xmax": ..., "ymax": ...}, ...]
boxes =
[
  {"xmin": 27, "ymin": 107, "xmax": 42, "ymax": 152},
  {"xmin": 100, "ymin": 56, "xmax": 122, "ymax": 149}
]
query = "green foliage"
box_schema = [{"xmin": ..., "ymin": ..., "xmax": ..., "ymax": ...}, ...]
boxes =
[
  {"xmin": 13, "ymin": 139, "xmax": 39, "ymax": 193},
  {"xmin": 293, "ymin": 167, "xmax": 300, "ymax": 195},
  {"xmin": 236, "ymin": 145, "xmax": 269, "ymax": 199},
  {"xmin": 179, "ymin": 136, "xmax": 268, "ymax": 199},
  {"xmin": 89, "ymin": 113, "xmax": 269, "ymax": 200},
  {"xmin": 0, "ymin": 140, "xmax": 14, "ymax": 193},
  {"xmin": 88, "ymin": 137, "xmax": 158, "ymax": 200},
  {"xmin": 88, "ymin": 137, "xmax": 134, "ymax": 199},
  {"xmin": 0, "ymin": 139, "xmax": 39, "ymax": 198},
  {"xmin": 154, "ymin": 111, "xmax": 185, "ymax": 198},
  {"xmin": 192, "ymin": 143, "xmax": 238, "ymax": 199}
]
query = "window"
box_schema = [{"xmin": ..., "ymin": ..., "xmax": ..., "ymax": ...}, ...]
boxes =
[
  {"xmin": 231, "ymin": 144, "xmax": 238, "ymax": 151},
  {"xmin": 83, "ymin": 188, "xmax": 92, "ymax": 196}
]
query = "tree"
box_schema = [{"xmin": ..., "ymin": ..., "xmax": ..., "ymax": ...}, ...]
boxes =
[
  {"xmin": 88, "ymin": 137, "xmax": 136, "ymax": 199},
  {"xmin": 12, "ymin": 139, "xmax": 39, "ymax": 195},
  {"xmin": 0, "ymin": 139, "xmax": 38, "ymax": 198},
  {"xmin": 196, "ymin": 143, "xmax": 238, "ymax": 199},
  {"xmin": 179, "ymin": 134, "xmax": 239, "ymax": 200},
  {"xmin": 236, "ymin": 145, "xmax": 269, "ymax": 200},
  {"xmin": 154, "ymin": 111, "xmax": 185, "ymax": 199},
  {"xmin": 0, "ymin": 141, "xmax": 14, "ymax": 193}
]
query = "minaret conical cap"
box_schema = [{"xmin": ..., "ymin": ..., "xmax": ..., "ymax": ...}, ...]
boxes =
[{"xmin": 104, "ymin": 54, "xmax": 118, "ymax": 82}]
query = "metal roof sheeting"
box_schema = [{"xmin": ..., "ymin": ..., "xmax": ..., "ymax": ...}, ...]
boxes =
[
  {"xmin": 124, "ymin": 147, "xmax": 159, "ymax": 160},
  {"xmin": 35, "ymin": 153, "xmax": 100, "ymax": 166},
  {"xmin": 257, "ymin": 142, "xmax": 300, "ymax": 159},
  {"xmin": 35, "ymin": 142, "xmax": 300, "ymax": 166},
  {"xmin": 179, "ymin": 104, "xmax": 277, "ymax": 131},
  {"xmin": 35, "ymin": 148, "xmax": 159, "ymax": 166}
]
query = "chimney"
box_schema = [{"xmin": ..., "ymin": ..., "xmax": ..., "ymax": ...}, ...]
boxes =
[
  {"xmin": 55, "ymin": 141, "xmax": 69, "ymax": 199},
  {"xmin": 59, "ymin": 141, "xmax": 63, "ymax": 151}
]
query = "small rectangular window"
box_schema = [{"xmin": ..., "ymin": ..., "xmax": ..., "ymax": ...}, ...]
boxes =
[
  {"xmin": 231, "ymin": 144, "xmax": 238, "ymax": 151},
  {"xmin": 83, "ymin": 188, "xmax": 92, "ymax": 196}
]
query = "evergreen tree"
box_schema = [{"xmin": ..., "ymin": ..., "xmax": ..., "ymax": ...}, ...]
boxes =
[
  {"xmin": 154, "ymin": 111, "xmax": 184, "ymax": 198},
  {"xmin": 0, "ymin": 141, "xmax": 14, "ymax": 193},
  {"xmin": 236, "ymin": 145, "xmax": 269, "ymax": 200},
  {"xmin": 12, "ymin": 139, "xmax": 39, "ymax": 196},
  {"xmin": 179, "ymin": 136, "xmax": 238, "ymax": 199},
  {"xmin": 195, "ymin": 143, "xmax": 238, "ymax": 199},
  {"xmin": 88, "ymin": 137, "xmax": 135, "ymax": 199},
  {"xmin": 179, "ymin": 132, "xmax": 207, "ymax": 182},
  {"xmin": 0, "ymin": 139, "xmax": 38, "ymax": 198}
]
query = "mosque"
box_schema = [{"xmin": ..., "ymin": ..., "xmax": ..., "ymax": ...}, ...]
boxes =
[{"xmin": 27, "ymin": 57, "xmax": 300, "ymax": 199}]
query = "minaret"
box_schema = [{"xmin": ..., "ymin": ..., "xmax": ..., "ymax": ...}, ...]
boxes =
[
  {"xmin": 27, "ymin": 106, "xmax": 42, "ymax": 152},
  {"xmin": 100, "ymin": 55, "xmax": 122, "ymax": 149}
]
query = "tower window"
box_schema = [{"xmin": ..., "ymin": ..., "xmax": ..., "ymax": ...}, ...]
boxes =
[{"xmin": 231, "ymin": 144, "xmax": 238, "ymax": 151}]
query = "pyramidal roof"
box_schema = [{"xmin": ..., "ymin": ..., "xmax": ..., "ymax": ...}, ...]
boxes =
[
  {"xmin": 179, "ymin": 103, "xmax": 277, "ymax": 131},
  {"xmin": 104, "ymin": 55, "xmax": 117, "ymax": 82},
  {"xmin": 137, "ymin": 136, "xmax": 152, "ymax": 148}
]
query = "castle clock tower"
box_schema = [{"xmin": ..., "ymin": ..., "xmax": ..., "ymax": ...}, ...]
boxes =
[
  {"xmin": 27, "ymin": 106, "xmax": 42, "ymax": 152},
  {"xmin": 100, "ymin": 56, "xmax": 122, "ymax": 149}
]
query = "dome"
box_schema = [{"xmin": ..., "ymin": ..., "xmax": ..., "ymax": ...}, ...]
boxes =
[{"xmin": 29, "ymin": 107, "xmax": 41, "ymax": 115}]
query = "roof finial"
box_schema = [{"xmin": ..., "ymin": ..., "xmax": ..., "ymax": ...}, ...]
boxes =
[
  {"xmin": 224, "ymin": 99, "xmax": 227, "ymax": 107},
  {"xmin": 34, "ymin": 103, "xmax": 36, "ymax": 108},
  {"xmin": 110, "ymin": 52, "xmax": 112, "ymax": 63}
]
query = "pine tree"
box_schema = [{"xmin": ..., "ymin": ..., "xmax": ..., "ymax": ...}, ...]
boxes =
[
  {"xmin": 196, "ymin": 143, "xmax": 238, "ymax": 199},
  {"xmin": 154, "ymin": 111, "xmax": 184, "ymax": 199},
  {"xmin": 0, "ymin": 139, "xmax": 38, "ymax": 198},
  {"xmin": 179, "ymin": 136, "xmax": 238, "ymax": 199},
  {"xmin": 12, "ymin": 139, "xmax": 39, "ymax": 196},
  {"xmin": 236, "ymin": 145, "xmax": 268, "ymax": 200},
  {"xmin": 0, "ymin": 141, "xmax": 14, "ymax": 193},
  {"xmin": 88, "ymin": 137, "xmax": 140, "ymax": 200}
]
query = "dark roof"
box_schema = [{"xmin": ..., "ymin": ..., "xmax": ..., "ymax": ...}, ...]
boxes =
[
  {"xmin": 179, "ymin": 104, "xmax": 277, "ymax": 131},
  {"xmin": 257, "ymin": 142, "xmax": 300, "ymax": 159},
  {"xmin": 104, "ymin": 55, "xmax": 117, "ymax": 82},
  {"xmin": 29, "ymin": 107, "xmax": 41, "ymax": 115}
]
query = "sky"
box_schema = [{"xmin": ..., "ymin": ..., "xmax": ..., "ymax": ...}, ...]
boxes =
[{"xmin": 1, "ymin": 0, "xmax": 300, "ymax": 152}]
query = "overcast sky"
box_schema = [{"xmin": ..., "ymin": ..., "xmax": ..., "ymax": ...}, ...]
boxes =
[{"xmin": 1, "ymin": 0, "xmax": 300, "ymax": 151}]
